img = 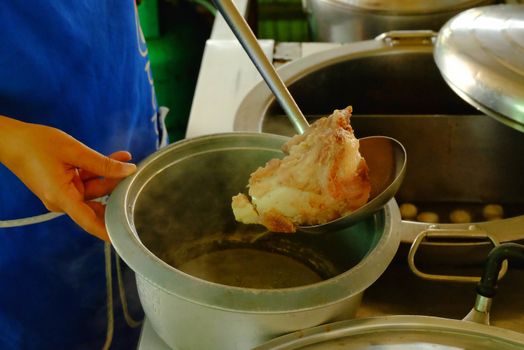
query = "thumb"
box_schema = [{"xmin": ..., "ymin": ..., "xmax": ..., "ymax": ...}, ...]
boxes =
[{"xmin": 71, "ymin": 145, "xmax": 137, "ymax": 178}]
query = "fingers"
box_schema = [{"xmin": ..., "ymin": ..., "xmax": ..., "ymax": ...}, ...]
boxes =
[
  {"xmin": 61, "ymin": 197, "xmax": 110, "ymax": 241},
  {"xmin": 79, "ymin": 151, "xmax": 134, "ymax": 181},
  {"xmin": 80, "ymin": 151, "xmax": 134, "ymax": 199},
  {"xmin": 72, "ymin": 169, "xmax": 85, "ymax": 194},
  {"xmin": 62, "ymin": 150, "xmax": 133, "ymax": 240},
  {"xmin": 83, "ymin": 177, "xmax": 122, "ymax": 200},
  {"xmin": 109, "ymin": 151, "xmax": 133, "ymax": 163},
  {"xmin": 2, "ymin": 121, "xmax": 130, "ymax": 241},
  {"xmin": 68, "ymin": 143, "xmax": 136, "ymax": 179}
]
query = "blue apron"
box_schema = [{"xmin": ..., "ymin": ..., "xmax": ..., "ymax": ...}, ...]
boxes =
[{"xmin": 0, "ymin": 1, "xmax": 163, "ymax": 348}]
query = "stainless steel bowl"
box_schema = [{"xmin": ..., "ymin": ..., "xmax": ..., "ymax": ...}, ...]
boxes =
[{"xmin": 106, "ymin": 132, "xmax": 401, "ymax": 350}]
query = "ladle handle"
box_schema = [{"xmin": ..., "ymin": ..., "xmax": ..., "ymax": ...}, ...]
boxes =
[{"xmin": 212, "ymin": 0, "xmax": 309, "ymax": 135}]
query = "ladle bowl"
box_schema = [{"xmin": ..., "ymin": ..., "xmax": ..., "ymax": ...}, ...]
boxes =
[
  {"xmin": 213, "ymin": 0, "xmax": 407, "ymax": 232},
  {"xmin": 300, "ymin": 136, "xmax": 406, "ymax": 233}
]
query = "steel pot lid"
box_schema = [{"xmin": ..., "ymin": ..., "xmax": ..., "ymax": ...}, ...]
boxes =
[
  {"xmin": 327, "ymin": 0, "xmax": 493, "ymax": 14},
  {"xmin": 255, "ymin": 315, "xmax": 524, "ymax": 349},
  {"xmin": 434, "ymin": 5, "xmax": 524, "ymax": 133}
]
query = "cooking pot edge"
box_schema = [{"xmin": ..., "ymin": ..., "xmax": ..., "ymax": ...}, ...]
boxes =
[
  {"xmin": 106, "ymin": 132, "xmax": 402, "ymax": 312},
  {"xmin": 254, "ymin": 314, "xmax": 524, "ymax": 349}
]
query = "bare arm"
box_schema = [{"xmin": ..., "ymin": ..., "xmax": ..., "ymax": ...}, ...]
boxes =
[{"xmin": 0, "ymin": 115, "xmax": 137, "ymax": 241}]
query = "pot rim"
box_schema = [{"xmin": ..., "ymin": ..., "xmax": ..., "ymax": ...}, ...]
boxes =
[
  {"xmin": 234, "ymin": 34, "xmax": 434, "ymax": 134},
  {"xmin": 106, "ymin": 132, "xmax": 401, "ymax": 312},
  {"xmin": 310, "ymin": 0, "xmax": 494, "ymax": 16},
  {"xmin": 253, "ymin": 315, "xmax": 524, "ymax": 349}
]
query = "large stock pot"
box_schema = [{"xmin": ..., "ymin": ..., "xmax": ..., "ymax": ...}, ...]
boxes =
[
  {"xmin": 106, "ymin": 132, "xmax": 401, "ymax": 350},
  {"xmin": 303, "ymin": 0, "xmax": 497, "ymax": 42},
  {"xmin": 234, "ymin": 31, "xmax": 524, "ymax": 268}
]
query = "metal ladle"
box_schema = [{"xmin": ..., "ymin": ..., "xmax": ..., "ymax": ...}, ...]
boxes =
[{"xmin": 213, "ymin": 0, "xmax": 407, "ymax": 233}]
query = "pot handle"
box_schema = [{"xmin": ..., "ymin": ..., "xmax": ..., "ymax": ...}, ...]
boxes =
[
  {"xmin": 408, "ymin": 226, "xmax": 508, "ymax": 283},
  {"xmin": 477, "ymin": 243, "xmax": 524, "ymax": 298},
  {"xmin": 463, "ymin": 243, "xmax": 524, "ymax": 325},
  {"xmin": 375, "ymin": 30, "xmax": 437, "ymax": 47}
]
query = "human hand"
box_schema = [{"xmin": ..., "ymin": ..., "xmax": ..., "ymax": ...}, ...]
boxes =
[{"xmin": 0, "ymin": 116, "xmax": 137, "ymax": 241}]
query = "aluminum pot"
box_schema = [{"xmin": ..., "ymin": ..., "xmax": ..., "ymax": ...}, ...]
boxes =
[
  {"xmin": 234, "ymin": 32, "xmax": 524, "ymax": 271},
  {"xmin": 106, "ymin": 132, "xmax": 401, "ymax": 350},
  {"xmin": 304, "ymin": 0, "xmax": 497, "ymax": 42}
]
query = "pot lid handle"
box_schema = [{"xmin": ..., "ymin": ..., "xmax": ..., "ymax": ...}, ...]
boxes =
[{"xmin": 434, "ymin": 5, "xmax": 524, "ymax": 133}]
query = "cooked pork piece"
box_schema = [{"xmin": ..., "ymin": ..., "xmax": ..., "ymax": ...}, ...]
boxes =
[{"xmin": 231, "ymin": 106, "xmax": 371, "ymax": 233}]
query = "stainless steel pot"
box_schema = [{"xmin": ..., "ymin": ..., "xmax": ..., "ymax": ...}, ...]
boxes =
[
  {"xmin": 106, "ymin": 132, "xmax": 401, "ymax": 350},
  {"xmin": 303, "ymin": 0, "xmax": 497, "ymax": 42},
  {"xmin": 234, "ymin": 31, "xmax": 524, "ymax": 267}
]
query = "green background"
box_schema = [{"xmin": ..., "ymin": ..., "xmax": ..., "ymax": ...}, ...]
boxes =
[{"xmin": 138, "ymin": 0, "xmax": 309, "ymax": 142}]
